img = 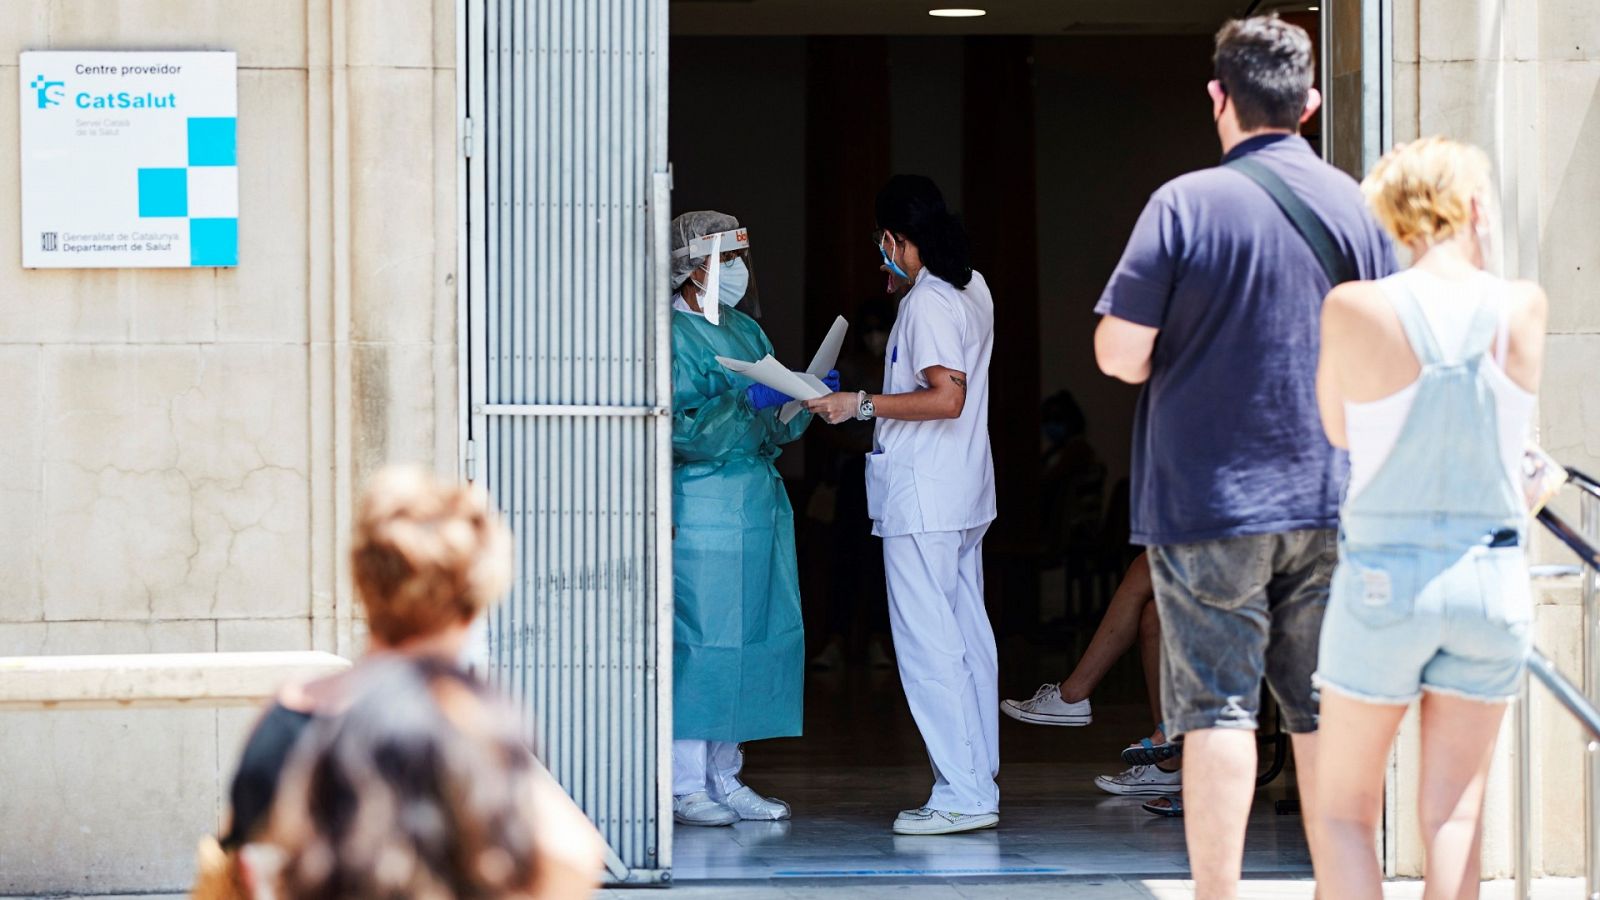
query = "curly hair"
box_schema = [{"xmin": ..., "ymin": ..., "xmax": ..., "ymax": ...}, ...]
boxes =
[
  {"xmin": 1361, "ymin": 135, "xmax": 1493, "ymax": 249},
  {"xmin": 350, "ymin": 466, "xmax": 512, "ymax": 645},
  {"xmin": 270, "ymin": 659, "xmax": 541, "ymax": 899}
]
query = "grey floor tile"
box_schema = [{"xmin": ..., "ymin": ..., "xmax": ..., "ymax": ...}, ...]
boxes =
[{"xmin": 665, "ymin": 672, "xmax": 1311, "ymax": 887}]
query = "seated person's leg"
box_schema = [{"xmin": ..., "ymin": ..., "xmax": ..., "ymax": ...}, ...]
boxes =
[{"xmin": 1002, "ymin": 553, "xmax": 1152, "ymax": 726}]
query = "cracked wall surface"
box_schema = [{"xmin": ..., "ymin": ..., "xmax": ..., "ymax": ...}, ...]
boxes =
[{"xmin": 0, "ymin": 0, "xmax": 459, "ymax": 891}]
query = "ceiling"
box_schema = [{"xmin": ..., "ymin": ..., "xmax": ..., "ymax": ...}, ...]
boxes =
[{"xmin": 669, "ymin": 0, "xmax": 1317, "ymax": 37}]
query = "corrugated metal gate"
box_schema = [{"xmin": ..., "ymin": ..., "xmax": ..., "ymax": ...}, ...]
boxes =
[{"xmin": 461, "ymin": 0, "xmax": 673, "ymax": 883}]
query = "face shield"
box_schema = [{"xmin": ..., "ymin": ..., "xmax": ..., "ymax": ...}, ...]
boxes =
[{"xmin": 671, "ymin": 212, "xmax": 762, "ymax": 325}]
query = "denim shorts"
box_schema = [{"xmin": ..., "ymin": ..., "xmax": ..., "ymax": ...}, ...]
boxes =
[
  {"xmin": 1149, "ymin": 529, "xmax": 1337, "ymax": 739},
  {"xmin": 1315, "ymin": 542, "xmax": 1532, "ymax": 704}
]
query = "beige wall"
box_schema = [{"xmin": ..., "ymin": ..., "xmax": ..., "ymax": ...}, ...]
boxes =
[
  {"xmin": 1387, "ymin": 0, "xmax": 1600, "ymax": 879},
  {"xmin": 0, "ymin": 0, "xmax": 458, "ymax": 891}
]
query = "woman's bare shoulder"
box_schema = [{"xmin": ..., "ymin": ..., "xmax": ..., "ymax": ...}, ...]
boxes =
[
  {"xmin": 1504, "ymin": 278, "xmax": 1549, "ymax": 320},
  {"xmin": 1322, "ymin": 280, "xmax": 1395, "ymax": 332}
]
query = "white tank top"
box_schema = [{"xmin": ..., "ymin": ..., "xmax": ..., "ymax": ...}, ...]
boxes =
[{"xmin": 1343, "ymin": 269, "xmax": 1535, "ymax": 500}]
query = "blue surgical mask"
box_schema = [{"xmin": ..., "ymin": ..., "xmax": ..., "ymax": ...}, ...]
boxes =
[
  {"xmin": 715, "ymin": 257, "xmax": 749, "ymax": 306},
  {"xmin": 879, "ymin": 233, "xmax": 910, "ymax": 279}
]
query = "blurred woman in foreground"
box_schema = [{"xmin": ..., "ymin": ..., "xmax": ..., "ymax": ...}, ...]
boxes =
[
  {"xmin": 268, "ymin": 658, "xmax": 583, "ymax": 898},
  {"xmin": 194, "ymin": 466, "xmax": 602, "ymax": 899}
]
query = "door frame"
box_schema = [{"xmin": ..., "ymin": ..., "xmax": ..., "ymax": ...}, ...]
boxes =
[{"xmin": 456, "ymin": 0, "xmax": 675, "ymax": 883}]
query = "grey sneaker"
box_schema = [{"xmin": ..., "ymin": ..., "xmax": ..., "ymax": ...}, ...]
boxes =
[
  {"xmin": 892, "ymin": 808, "xmax": 999, "ymax": 835},
  {"xmin": 1093, "ymin": 764, "xmax": 1181, "ymax": 797}
]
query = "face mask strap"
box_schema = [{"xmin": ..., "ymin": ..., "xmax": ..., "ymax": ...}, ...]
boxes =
[{"xmin": 880, "ymin": 232, "xmax": 910, "ymax": 280}]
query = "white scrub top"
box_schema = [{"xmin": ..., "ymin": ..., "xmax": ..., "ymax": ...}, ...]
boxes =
[{"xmin": 866, "ymin": 267, "xmax": 997, "ymax": 538}]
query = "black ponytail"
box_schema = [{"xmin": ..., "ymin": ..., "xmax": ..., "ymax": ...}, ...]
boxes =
[{"xmin": 875, "ymin": 174, "xmax": 973, "ymax": 289}]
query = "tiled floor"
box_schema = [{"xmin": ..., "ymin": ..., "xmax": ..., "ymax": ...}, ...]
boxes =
[{"xmin": 672, "ymin": 663, "xmax": 1310, "ymax": 883}]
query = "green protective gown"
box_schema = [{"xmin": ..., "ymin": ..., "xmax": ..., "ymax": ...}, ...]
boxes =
[{"xmin": 671, "ymin": 305, "xmax": 811, "ymax": 743}]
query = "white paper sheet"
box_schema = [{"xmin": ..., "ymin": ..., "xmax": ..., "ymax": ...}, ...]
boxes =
[
  {"xmin": 779, "ymin": 315, "xmax": 849, "ymax": 423},
  {"xmin": 715, "ymin": 354, "xmax": 829, "ymax": 402}
]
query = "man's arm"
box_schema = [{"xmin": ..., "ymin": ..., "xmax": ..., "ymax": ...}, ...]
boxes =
[
  {"xmin": 802, "ymin": 365, "xmax": 967, "ymax": 425},
  {"xmin": 1095, "ymin": 315, "xmax": 1159, "ymax": 384}
]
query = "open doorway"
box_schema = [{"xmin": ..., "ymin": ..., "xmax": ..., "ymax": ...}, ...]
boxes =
[{"xmin": 666, "ymin": 0, "xmax": 1324, "ymax": 881}]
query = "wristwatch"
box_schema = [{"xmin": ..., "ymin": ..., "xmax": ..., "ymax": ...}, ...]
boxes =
[{"xmin": 856, "ymin": 390, "xmax": 875, "ymax": 421}]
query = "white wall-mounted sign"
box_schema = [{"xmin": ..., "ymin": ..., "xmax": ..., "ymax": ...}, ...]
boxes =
[{"xmin": 20, "ymin": 51, "xmax": 238, "ymax": 269}]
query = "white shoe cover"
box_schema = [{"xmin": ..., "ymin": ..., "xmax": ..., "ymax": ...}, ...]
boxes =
[
  {"xmin": 673, "ymin": 791, "xmax": 739, "ymax": 826},
  {"xmin": 718, "ymin": 785, "xmax": 791, "ymax": 821}
]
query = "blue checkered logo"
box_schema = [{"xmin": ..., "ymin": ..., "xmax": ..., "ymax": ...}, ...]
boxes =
[{"xmin": 136, "ymin": 116, "xmax": 239, "ymax": 266}]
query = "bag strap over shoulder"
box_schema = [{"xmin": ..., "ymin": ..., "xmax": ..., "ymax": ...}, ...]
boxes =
[{"xmin": 1225, "ymin": 156, "xmax": 1357, "ymax": 288}]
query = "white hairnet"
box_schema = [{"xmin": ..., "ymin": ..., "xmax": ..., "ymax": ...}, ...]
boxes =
[
  {"xmin": 669, "ymin": 209, "xmax": 761, "ymax": 320},
  {"xmin": 671, "ymin": 210, "xmax": 740, "ymax": 287}
]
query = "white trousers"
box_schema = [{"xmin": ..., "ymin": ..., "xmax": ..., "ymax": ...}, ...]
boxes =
[
  {"xmin": 672, "ymin": 739, "xmax": 745, "ymax": 798},
  {"xmin": 883, "ymin": 525, "xmax": 999, "ymax": 814}
]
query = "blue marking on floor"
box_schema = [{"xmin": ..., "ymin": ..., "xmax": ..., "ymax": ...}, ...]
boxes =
[{"xmin": 773, "ymin": 866, "xmax": 1072, "ymax": 878}]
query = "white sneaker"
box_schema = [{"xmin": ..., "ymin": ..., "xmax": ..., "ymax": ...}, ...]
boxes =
[
  {"xmin": 673, "ymin": 791, "xmax": 740, "ymax": 826},
  {"xmin": 1093, "ymin": 764, "xmax": 1182, "ymax": 797},
  {"xmin": 892, "ymin": 808, "xmax": 999, "ymax": 835},
  {"xmin": 896, "ymin": 806, "xmax": 933, "ymax": 820},
  {"xmin": 1001, "ymin": 683, "xmax": 1092, "ymax": 726},
  {"xmin": 716, "ymin": 785, "xmax": 791, "ymax": 821}
]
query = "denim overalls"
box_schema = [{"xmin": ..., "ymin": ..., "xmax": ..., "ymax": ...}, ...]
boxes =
[{"xmin": 1314, "ymin": 275, "xmax": 1532, "ymax": 704}]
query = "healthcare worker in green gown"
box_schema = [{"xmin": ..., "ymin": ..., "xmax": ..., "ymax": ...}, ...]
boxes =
[{"xmin": 669, "ymin": 210, "xmax": 836, "ymax": 827}]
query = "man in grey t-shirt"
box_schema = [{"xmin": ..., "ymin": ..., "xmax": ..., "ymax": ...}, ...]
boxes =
[{"xmin": 1095, "ymin": 16, "xmax": 1396, "ymax": 898}]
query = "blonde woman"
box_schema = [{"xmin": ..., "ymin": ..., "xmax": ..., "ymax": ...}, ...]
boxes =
[
  {"xmin": 1309, "ymin": 138, "xmax": 1547, "ymax": 899},
  {"xmin": 194, "ymin": 467, "xmax": 602, "ymax": 899}
]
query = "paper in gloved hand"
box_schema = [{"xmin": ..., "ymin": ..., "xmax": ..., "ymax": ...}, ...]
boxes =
[
  {"xmin": 779, "ymin": 316, "xmax": 849, "ymax": 424},
  {"xmin": 716, "ymin": 315, "xmax": 850, "ymax": 424},
  {"xmin": 716, "ymin": 354, "xmax": 830, "ymax": 405}
]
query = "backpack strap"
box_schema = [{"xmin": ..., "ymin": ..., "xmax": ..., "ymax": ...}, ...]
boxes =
[{"xmin": 1226, "ymin": 156, "xmax": 1357, "ymax": 287}]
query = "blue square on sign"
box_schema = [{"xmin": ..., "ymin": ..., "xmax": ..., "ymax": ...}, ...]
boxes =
[
  {"xmin": 187, "ymin": 117, "xmax": 237, "ymax": 167},
  {"xmin": 190, "ymin": 218, "xmax": 238, "ymax": 267},
  {"xmin": 138, "ymin": 168, "xmax": 188, "ymax": 217}
]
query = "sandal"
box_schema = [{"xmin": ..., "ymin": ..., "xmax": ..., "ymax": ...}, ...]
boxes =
[
  {"xmin": 1121, "ymin": 722, "xmax": 1183, "ymax": 766},
  {"xmin": 1141, "ymin": 796, "xmax": 1183, "ymax": 818}
]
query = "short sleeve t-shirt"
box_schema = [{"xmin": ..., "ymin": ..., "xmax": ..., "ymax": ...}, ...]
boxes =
[
  {"xmin": 868, "ymin": 268, "xmax": 997, "ymax": 537},
  {"xmin": 1095, "ymin": 134, "xmax": 1398, "ymax": 546}
]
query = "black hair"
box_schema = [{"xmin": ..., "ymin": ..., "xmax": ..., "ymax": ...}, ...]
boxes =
[
  {"xmin": 273, "ymin": 658, "xmax": 541, "ymax": 898},
  {"xmin": 1213, "ymin": 15, "xmax": 1315, "ymax": 132},
  {"xmin": 875, "ymin": 175, "xmax": 973, "ymax": 289}
]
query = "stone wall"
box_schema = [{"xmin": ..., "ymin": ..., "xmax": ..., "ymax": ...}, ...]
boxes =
[
  {"xmin": 1389, "ymin": 0, "xmax": 1600, "ymax": 879},
  {"xmin": 0, "ymin": 0, "xmax": 458, "ymax": 892}
]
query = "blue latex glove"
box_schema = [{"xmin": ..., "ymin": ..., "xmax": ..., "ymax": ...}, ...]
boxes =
[
  {"xmin": 823, "ymin": 370, "xmax": 841, "ymax": 392},
  {"xmin": 746, "ymin": 382, "xmax": 793, "ymax": 411}
]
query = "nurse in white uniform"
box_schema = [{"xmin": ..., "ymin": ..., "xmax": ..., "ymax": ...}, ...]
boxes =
[{"xmin": 804, "ymin": 174, "xmax": 998, "ymax": 835}]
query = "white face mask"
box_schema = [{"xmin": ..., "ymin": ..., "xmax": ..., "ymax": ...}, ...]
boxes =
[
  {"xmin": 717, "ymin": 258, "xmax": 749, "ymax": 306},
  {"xmin": 693, "ymin": 257, "xmax": 748, "ymax": 308}
]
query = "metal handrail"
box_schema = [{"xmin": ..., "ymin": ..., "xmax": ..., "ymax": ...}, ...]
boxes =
[
  {"xmin": 1528, "ymin": 651, "xmax": 1600, "ymax": 739},
  {"xmin": 1537, "ymin": 506, "xmax": 1600, "ymax": 569},
  {"xmin": 1516, "ymin": 469, "xmax": 1600, "ymax": 900},
  {"xmin": 1567, "ymin": 466, "xmax": 1600, "ymax": 499}
]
